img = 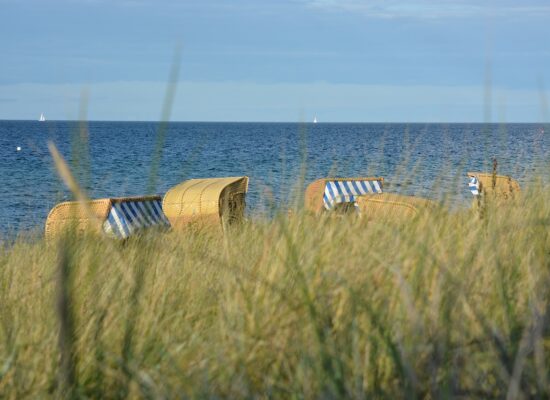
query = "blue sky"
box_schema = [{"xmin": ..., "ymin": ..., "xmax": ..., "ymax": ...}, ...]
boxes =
[{"xmin": 0, "ymin": 0, "xmax": 548, "ymax": 122}]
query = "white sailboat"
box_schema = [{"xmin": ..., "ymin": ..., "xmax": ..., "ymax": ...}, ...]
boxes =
[
  {"xmin": 39, "ymin": 113, "xmax": 46, "ymax": 122},
  {"xmin": 313, "ymin": 116, "xmax": 317, "ymax": 124}
]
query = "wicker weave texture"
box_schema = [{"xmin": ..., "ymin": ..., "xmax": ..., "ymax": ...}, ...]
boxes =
[
  {"xmin": 304, "ymin": 179, "xmax": 327, "ymax": 214},
  {"xmin": 356, "ymin": 193, "xmax": 435, "ymax": 222},
  {"xmin": 304, "ymin": 177, "xmax": 384, "ymax": 213},
  {"xmin": 45, "ymin": 195, "xmax": 166, "ymax": 239},
  {"xmin": 468, "ymin": 172, "xmax": 520, "ymax": 199},
  {"xmin": 45, "ymin": 199, "xmax": 111, "ymax": 239},
  {"xmin": 162, "ymin": 176, "xmax": 249, "ymax": 229}
]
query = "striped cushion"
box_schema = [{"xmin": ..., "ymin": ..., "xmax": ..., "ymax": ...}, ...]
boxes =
[
  {"xmin": 323, "ymin": 179, "xmax": 383, "ymax": 210},
  {"xmin": 103, "ymin": 198, "xmax": 170, "ymax": 239},
  {"xmin": 468, "ymin": 176, "xmax": 480, "ymax": 196}
]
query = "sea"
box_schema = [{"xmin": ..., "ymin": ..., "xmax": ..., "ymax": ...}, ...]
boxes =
[{"xmin": 0, "ymin": 121, "xmax": 548, "ymax": 236}]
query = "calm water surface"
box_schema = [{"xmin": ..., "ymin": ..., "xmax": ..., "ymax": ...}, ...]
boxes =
[{"xmin": 0, "ymin": 121, "xmax": 548, "ymax": 234}]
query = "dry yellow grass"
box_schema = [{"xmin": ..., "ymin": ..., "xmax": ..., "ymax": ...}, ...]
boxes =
[{"xmin": 0, "ymin": 182, "xmax": 549, "ymax": 398}]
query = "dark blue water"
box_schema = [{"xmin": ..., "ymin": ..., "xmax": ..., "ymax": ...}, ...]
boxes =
[{"xmin": 0, "ymin": 121, "xmax": 548, "ymax": 235}]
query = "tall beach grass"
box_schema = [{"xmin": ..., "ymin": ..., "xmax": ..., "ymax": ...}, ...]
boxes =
[
  {"xmin": 0, "ymin": 181, "xmax": 549, "ymax": 398},
  {"xmin": 2, "ymin": 47, "xmax": 549, "ymax": 398}
]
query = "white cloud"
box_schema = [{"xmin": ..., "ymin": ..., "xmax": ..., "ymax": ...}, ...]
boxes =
[
  {"xmin": 0, "ymin": 80, "xmax": 544, "ymax": 122},
  {"xmin": 302, "ymin": 0, "xmax": 550, "ymax": 19}
]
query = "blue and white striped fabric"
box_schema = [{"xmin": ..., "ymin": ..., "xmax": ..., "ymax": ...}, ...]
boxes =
[
  {"xmin": 323, "ymin": 179, "xmax": 383, "ymax": 210},
  {"xmin": 102, "ymin": 198, "xmax": 170, "ymax": 239},
  {"xmin": 468, "ymin": 176, "xmax": 480, "ymax": 196}
]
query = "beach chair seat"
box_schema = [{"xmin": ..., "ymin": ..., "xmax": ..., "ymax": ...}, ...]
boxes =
[
  {"xmin": 305, "ymin": 177, "xmax": 384, "ymax": 214},
  {"xmin": 162, "ymin": 176, "xmax": 249, "ymax": 230},
  {"xmin": 355, "ymin": 193, "xmax": 436, "ymax": 222},
  {"xmin": 467, "ymin": 172, "xmax": 520, "ymax": 201},
  {"xmin": 45, "ymin": 196, "xmax": 170, "ymax": 240}
]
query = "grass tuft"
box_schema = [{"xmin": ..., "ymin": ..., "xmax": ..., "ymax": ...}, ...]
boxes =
[{"xmin": 0, "ymin": 182, "xmax": 550, "ymax": 397}]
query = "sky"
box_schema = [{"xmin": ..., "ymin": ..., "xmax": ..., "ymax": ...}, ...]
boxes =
[{"xmin": 0, "ymin": 0, "xmax": 549, "ymax": 122}]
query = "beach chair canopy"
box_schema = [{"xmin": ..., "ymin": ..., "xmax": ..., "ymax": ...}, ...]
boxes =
[
  {"xmin": 305, "ymin": 177, "xmax": 384, "ymax": 213},
  {"xmin": 45, "ymin": 196, "xmax": 170, "ymax": 240},
  {"xmin": 467, "ymin": 172, "xmax": 520, "ymax": 200},
  {"xmin": 356, "ymin": 193, "xmax": 436, "ymax": 222},
  {"xmin": 162, "ymin": 176, "xmax": 249, "ymax": 229}
]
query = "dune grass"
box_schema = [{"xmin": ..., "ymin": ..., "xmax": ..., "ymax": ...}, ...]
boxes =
[{"xmin": 0, "ymin": 181, "xmax": 549, "ymax": 398}]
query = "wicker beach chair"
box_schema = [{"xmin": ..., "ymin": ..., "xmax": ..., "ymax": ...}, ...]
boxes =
[
  {"xmin": 162, "ymin": 176, "xmax": 249, "ymax": 230},
  {"xmin": 304, "ymin": 177, "xmax": 384, "ymax": 214},
  {"xmin": 355, "ymin": 193, "xmax": 436, "ymax": 222},
  {"xmin": 45, "ymin": 196, "xmax": 169, "ymax": 240},
  {"xmin": 467, "ymin": 172, "xmax": 520, "ymax": 201}
]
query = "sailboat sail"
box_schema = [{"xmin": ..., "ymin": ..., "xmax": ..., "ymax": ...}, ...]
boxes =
[{"xmin": 39, "ymin": 113, "xmax": 46, "ymax": 122}]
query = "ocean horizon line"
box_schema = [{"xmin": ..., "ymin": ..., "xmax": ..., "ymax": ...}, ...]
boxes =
[{"xmin": 0, "ymin": 119, "xmax": 544, "ymax": 125}]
